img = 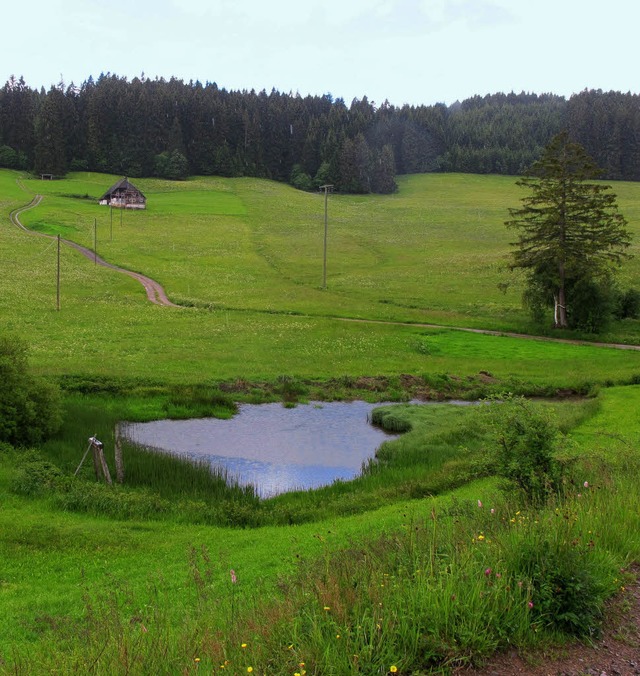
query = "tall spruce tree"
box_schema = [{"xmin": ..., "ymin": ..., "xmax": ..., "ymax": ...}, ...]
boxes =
[{"xmin": 506, "ymin": 131, "xmax": 631, "ymax": 329}]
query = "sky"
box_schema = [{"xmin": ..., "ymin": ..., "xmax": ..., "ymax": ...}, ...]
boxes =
[{"xmin": 2, "ymin": 0, "xmax": 636, "ymax": 107}]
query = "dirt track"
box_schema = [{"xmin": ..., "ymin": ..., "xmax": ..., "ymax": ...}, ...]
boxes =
[{"xmin": 9, "ymin": 195, "xmax": 179, "ymax": 307}]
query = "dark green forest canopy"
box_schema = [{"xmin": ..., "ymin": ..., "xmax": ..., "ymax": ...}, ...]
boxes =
[{"xmin": 1, "ymin": 75, "xmax": 639, "ymax": 192}]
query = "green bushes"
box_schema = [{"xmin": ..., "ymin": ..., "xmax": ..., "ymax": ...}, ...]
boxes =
[
  {"xmin": 481, "ymin": 396, "xmax": 567, "ymax": 504},
  {"xmin": 0, "ymin": 335, "xmax": 62, "ymax": 446},
  {"xmin": 11, "ymin": 453, "xmax": 63, "ymax": 496}
]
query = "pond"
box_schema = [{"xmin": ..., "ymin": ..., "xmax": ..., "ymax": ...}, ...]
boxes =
[{"xmin": 121, "ymin": 400, "xmax": 469, "ymax": 497}]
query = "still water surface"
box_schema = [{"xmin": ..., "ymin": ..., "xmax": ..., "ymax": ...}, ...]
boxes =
[{"xmin": 122, "ymin": 401, "xmax": 403, "ymax": 496}]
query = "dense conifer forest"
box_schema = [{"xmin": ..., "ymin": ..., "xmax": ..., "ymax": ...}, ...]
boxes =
[{"xmin": 0, "ymin": 74, "xmax": 638, "ymax": 192}]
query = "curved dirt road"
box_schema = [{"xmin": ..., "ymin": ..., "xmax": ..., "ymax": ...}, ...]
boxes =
[{"xmin": 10, "ymin": 195, "xmax": 179, "ymax": 307}]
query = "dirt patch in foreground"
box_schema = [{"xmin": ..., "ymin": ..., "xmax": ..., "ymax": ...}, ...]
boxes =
[{"xmin": 455, "ymin": 567, "xmax": 640, "ymax": 675}]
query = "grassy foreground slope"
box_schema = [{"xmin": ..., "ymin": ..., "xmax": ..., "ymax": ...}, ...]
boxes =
[
  {"xmin": 2, "ymin": 170, "xmax": 640, "ymax": 387},
  {"xmin": 2, "ymin": 389, "xmax": 640, "ymax": 673}
]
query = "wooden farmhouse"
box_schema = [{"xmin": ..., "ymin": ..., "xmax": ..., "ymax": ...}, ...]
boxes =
[{"xmin": 99, "ymin": 177, "xmax": 146, "ymax": 209}]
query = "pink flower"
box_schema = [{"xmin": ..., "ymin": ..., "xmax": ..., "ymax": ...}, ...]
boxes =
[
  {"xmin": 484, "ymin": 568, "xmax": 492, "ymax": 577},
  {"xmin": 583, "ymin": 481, "xmax": 589, "ymax": 488},
  {"xmin": 528, "ymin": 601, "xmax": 534, "ymax": 609},
  {"xmin": 477, "ymin": 500, "xmax": 483, "ymax": 508},
  {"xmin": 230, "ymin": 569, "xmax": 237, "ymax": 584},
  {"xmin": 490, "ymin": 508, "xmax": 495, "ymax": 514}
]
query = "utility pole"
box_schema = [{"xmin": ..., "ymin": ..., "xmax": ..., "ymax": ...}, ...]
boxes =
[
  {"xmin": 56, "ymin": 234, "xmax": 60, "ymax": 310},
  {"xmin": 320, "ymin": 184, "xmax": 334, "ymax": 289}
]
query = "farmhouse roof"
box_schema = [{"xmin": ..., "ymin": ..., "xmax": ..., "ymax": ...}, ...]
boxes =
[{"xmin": 99, "ymin": 177, "xmax": 145, "ymax": 200}]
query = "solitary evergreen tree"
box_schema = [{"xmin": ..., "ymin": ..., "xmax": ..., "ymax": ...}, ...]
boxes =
[{"xmin": 506, "ymin": 131, "xmax": 631, "ymax": 328}]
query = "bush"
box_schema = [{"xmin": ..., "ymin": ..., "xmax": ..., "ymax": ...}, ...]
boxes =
[
  {"xmin": 0, "ymin": 335, "xmax": 62, "ymax": 446},
  {"xmin": 614, "ymin": 287, "xmax": 640, "ymax": 320},
  {"xmin": 290, "ymin": 164, "xmax": 313, "ymax": 191},
  {"xmin": 12, "ymin": 456, "xmax": 63, "ymax": 496},
  {"xmin": 566, "ymin": 277, "xmax": 615, "ymax": 333},
  {"xmin": 512, "ymin": 531, "xmax": 612, "ymax": 636},
  {"xmin": 482, "ymin": 395, "xmax": 565, "ymax": 504}
]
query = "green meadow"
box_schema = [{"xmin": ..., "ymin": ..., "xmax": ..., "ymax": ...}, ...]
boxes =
[
  {"xmin": 3, "ymin": 169, "xmax": 640, "ymax": 385},
  {"xmin": 2, "ymin": 169, "xmax": 640, "ymax": 673}
]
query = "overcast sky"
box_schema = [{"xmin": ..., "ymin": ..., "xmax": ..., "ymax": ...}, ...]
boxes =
[{"xmin": 2, "ymin": 0, "xmax": 636, "ymax": 106}]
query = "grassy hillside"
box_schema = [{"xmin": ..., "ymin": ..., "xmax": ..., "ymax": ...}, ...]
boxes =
[
  {"xmin": 3, "ymin": 170, "xmax": 640, "ymax": 673},
  {"xmin": 2, "ymin": 170, "xmax": 640, "ymax": 387}
]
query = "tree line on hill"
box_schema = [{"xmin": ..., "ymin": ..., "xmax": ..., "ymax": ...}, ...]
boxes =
[{"xmin": 0, "ymin": 74, "xmax": 639, "ymax": 193}]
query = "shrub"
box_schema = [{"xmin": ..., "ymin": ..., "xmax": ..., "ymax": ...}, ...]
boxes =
[
  {"xmin": 482, "ymin": 395, "xmax": 565, "ymax": 504},
  {"xmin": 12, "ymin": 456, "xmax": 63, "ymax": 496},
  {"xmin": 290, "ymin": 164, "xmax": 313, "ymax": 191},
  {"xmin": 566, "ymin": 277, "xmax": 615, "ymax": 333},
  {"xmin": 511, "ymin": 531, "xmax": 612, "ymax": 637},
  {"xmin": 0, "ymin": 335, "xmax": 62, "ymax": 446},
  {"xmin": 614, "ymin": 287, "xmax": 640, "ymax": 319}
]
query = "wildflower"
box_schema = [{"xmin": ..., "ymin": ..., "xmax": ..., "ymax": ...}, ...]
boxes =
[
  {"xmin": 495, "ymin": 572, "xmax": 502, "ymax": 579},
  {"xmin": 390, "ymin": 667, "xmax": 398, "ymax": 673},
  {"xmin": 484, "ymin": 567, "xmax": 492, "ymax": 576},
  {"xmin": 477, "ymin": 500, "xmax": 483, "ymax": 508},
  {"xmin": 230, "ymin": 569, "xmax": 237, "ymax": 584},
  {"xmin": 490, "ymin": 508, "xmax": 495, "ymax": 514},
  {"xmin": 584, "ymin": 481, "xmax": 589, "ymax": 488},
  {"xmin": 247, "ymin": 668, "xmax": 253, "ymax": 673},
  {"xmin": 528, "ymin": 601, "xmax": 534, "ymax": 608},
  {"xmin": 477, "ymin": 534, "xmax": 485, "ymax": 541},
  {"xmin": 194, "ymin": 657, "xmax": 201, "ymax": 663},
  {"xmin": 323, "ymin": 606, "xmax": 330, "ymax": 611},
  {"xmin": 241, "ymin": 643, "xmax": 248, "ymax": 648}
]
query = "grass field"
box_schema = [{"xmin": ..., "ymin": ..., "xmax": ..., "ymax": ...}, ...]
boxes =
[
  {"xmin": 3, "ymin": 169, "xmax": 640, "ymax": 673},
  {"xmin": 3, "ymin": 169, "xmax": 640, "ymax": 387}
]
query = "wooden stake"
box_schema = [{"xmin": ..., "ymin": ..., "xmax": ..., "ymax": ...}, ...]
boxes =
[{"xmin": 114, "ymin": 427, "xmax": 124, "ymax": 484}]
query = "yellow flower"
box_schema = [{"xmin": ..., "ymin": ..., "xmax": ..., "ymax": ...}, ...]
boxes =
[
  {"xmin": 323, "ymin": 606, "xmax": 330, "ymax": 611},
  {"xmin": 390, "ymin": 667, "xmax": 398, "ymax": 673},
  {"xmin": 247, "ymin": 668, "xmax": 253, "ymax": 674},
  {"xmin": 241, "ymin": 643, "xmax": 248, "ymax": 648},
  {"xmin": 477, "ymin": 534, "xmax": 485, "ymax": 541}
]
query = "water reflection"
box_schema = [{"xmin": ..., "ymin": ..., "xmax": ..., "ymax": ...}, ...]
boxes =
[{"xmin": 122, "ymin": 401, "xmax": 402, "ymax": 496}]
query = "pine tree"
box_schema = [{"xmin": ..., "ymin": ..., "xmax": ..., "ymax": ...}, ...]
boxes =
[{"xmin": 506, "ymin": 131, "xmax": 631, "ymax": 329}]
